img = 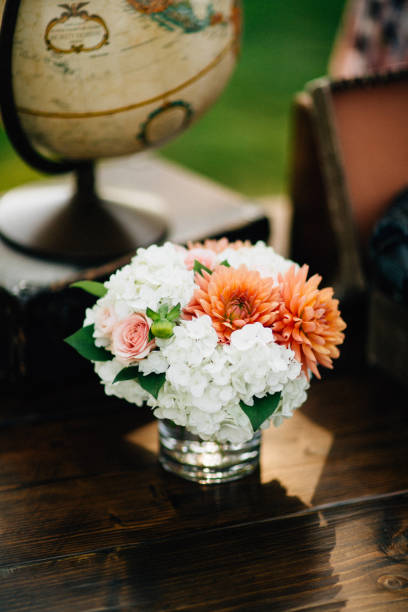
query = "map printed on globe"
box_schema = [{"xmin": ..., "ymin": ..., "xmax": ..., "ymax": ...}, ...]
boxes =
[{"xmin": 1, "ymin": 0, "xmax": 240, "ymax": 160}]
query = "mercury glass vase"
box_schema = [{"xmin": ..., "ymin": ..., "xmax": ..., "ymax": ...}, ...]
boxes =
[{"xmin": 158, "ymin": 420, "xmax": 261, "ymax": 484}]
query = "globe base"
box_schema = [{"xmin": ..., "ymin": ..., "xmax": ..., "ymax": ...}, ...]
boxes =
[{"xmin": 0, "ymin": 165, "xmax": 168, "ymax": 265}]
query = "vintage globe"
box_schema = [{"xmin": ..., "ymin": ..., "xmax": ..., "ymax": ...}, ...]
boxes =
[
  {"xmin": 0, "ymin": 0, "xmax": 241, "ymax": 262},
  {"xmin": 1, "ymin": 0, "xmax": 240, "ymax": 160}
]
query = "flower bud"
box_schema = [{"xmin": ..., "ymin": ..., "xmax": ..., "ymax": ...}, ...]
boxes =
[{"xmin": 151, "ymin": 319, "xmax": 174, "ymax": 339}]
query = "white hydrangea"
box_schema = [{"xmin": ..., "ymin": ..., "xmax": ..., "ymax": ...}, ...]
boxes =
[
  {"xmin": 94, "ymin": 359, "xmax": 151, "ymax": 406},
  {"xmin": 160, "ymin": 316, "xmax": 218, "ymax": 368},
  {"xmin": 104, "ymin": 242, "xmax": 194, "ymax": 316},
  {"xmin": 85, "ymin": 242, "xmax": 311, "ymax": 443},
  {"xmin": 151, "ymin": 386, "xmax": 189, "ymax": 427},
  {"xmin": 143, "ymin": 320, "xmax": 303, "ymax": 443},
  {"xmin": 225, "ymin": 324, "xmax": 301, "ymax": 405},
  {"xmin": 272, "ymin": 373, "xmax": 310, "ymax": 427},
  {"xmin": 215, "ymin": 241, "xmax": 295, "ymax": 281},
  {"xmin": 138, "ymin": 350, "xmax": 168, "ymax": 375}
]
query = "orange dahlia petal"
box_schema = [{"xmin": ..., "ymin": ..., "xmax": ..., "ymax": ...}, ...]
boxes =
[
  {"xmin": 183, "ymin": 265, "xmax": 280, "ymax": 343},
  {"xmin": 273, "ymin": 265, "xmax": 346, "ymax": 377}
]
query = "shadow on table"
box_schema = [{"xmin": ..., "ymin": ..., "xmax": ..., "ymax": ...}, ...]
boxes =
[
  {"xmin": 119, "ymin": 370, "xmax": 408, "ymax": 611},
  {"xmin": 28, "ymin": 394, "xmax": 350, "ymax": 610},
  {"xmin": 121, "ymin": 429, "xmax": 344, "ymax": 611}
]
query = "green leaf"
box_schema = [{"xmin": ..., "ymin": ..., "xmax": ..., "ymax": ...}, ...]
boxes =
[
  {"xmin": 158, "ymin": 304, "xmax": 169, "ymax": 318},
  {"xmin": 70, "ymin": 281, "xmax": 107, "ymax": 298},
  {"xmin": 113, "ymin": 366, "xmax": 139, "ymax": 383},
  {"xmin": 64, "ymin": 324, "xmax": 111, "ymax": 361},
  {"xmin": 146, "ymin": 307, "xmax": 160, "ymax": 322},
  {"xmin": 138, "ymin": 372, "xmax": 166, "ymax": 399},
  {"xmin": 240, "ymin": 392, "xmax": 282, "ymax": 433},
  {"xmin": 220, "ymin": 260, "xmax": 231, "ymax": 268},
  {"xmin": 193, "ymin": 259, "xmax": 212, "ymax": 277},
  {"xmin": 167, "ymin": 303, "xmax": 181, "ymax": 322}
]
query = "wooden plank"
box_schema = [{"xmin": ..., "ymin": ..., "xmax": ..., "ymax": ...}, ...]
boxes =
[
  {"xmin": 0, "ymin": 372, "xmax": 406, "ymax": 568},
  {"xmin": 0, "ymin": 493, "xmax": 407, "ymax": 611}
]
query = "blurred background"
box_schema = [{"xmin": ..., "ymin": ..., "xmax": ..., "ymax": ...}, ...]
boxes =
[{"xmin": 0, "ymin": 0, "xmax": 345, "ymax": 196}]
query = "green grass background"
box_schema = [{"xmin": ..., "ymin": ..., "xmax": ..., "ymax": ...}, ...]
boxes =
[{"xmin": 0, "ymin": 0, "xmax": 345, "ymax": 195}]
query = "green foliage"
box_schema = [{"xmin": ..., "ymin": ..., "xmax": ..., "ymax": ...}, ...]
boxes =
[
  {"xmin": 158, "ymin": 305, "xmax": 168, "ymax": 318},
  {"xmin": 148, "ymin": 303, "xmax": 181, "ymax": 338},
  {"xmin": 167, "ymin": 303, "xmax": 181, "ymax": 322},
  {"xmin": 240, "ymin": 392, "xmax": 281, "ymax": 433},
  {"xmin": 113, "ymin": 366, "xmax": 139, "ymax": 383},
  {"xmin": 64, "ymin": 324, "xmax": 111, "ymax": 361},
  {"xmin": 113, "ymin": 367, "xmax": 166, "ymax": 399},
  {"xmin": 146, "ymin": 307, "xmax": 160, "ymax": 322},
  {"xmin": 193, "ymin": 260, "xmax": 212, "ymax": 276},
  {"xmin": 70, "ymin": 281, "xmax": 107, "ymax": 298},
  {"xmin": 138, "ymin": 372, "xmax": 166, "ymax": 399},
  {"xmin": 219, "ymin": 260, "xmax": 231, "ymax": 268}
]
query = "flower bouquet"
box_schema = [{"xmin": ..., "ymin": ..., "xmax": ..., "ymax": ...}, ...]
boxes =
[{"xmin": 66, "ymin": 239, "xmax": 345, "ymax": 483}]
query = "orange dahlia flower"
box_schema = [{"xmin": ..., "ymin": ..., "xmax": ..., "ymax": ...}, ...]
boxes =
[
  {"xmin": 273, "ymin": 265, "xmax": 346, "ymax": 379},
  {"xmin": 183, "ymin": 265, "xmax": 280, "ymax": 343},
  {"xmin": 187, "ymin": 238, "xmax": 251, "ymax": 254}
]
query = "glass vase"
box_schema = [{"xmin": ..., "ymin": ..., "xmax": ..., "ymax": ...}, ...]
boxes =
[{"xmin": 158, "ymin": 419, "xmax": 261, "ymax": 484}]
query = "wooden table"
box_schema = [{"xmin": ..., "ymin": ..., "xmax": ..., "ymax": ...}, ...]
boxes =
[
  {"xmin": 0, "ymin": 161, "xmax": 407, "ymax": 610},
  {"xmin": 0, "ymin": 366, "xmax": 407, "ymax": 611}
]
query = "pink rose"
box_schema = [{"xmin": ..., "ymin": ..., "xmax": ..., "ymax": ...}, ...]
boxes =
[
  {"xmin": 111, "ymin": 313, "xmax": 155, "ymax": 364},
  {"xmin": 95, "ymin": 305, "xmax": 117, "ymax": 338},
  {"xmin": 184, "ymin": 248, "xmax": 217, "ymax": 271}
]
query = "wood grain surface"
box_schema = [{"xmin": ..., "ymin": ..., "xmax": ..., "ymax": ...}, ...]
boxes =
[{"xmin": 0, "ymin": 369, "xmax": 407, "ymax": 610}]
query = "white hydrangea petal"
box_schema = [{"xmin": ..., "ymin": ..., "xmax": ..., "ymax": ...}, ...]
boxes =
[
  {"xmin": 138, "ymin": 350, "xmax": 168, "ymax": 375},
  {"xmin": 215, "ymin": 241, "xmax": 296, "ymax": 281},
  {"xmin": 94, "ymin": 358, "xmax": 123, "ymax": 384}
]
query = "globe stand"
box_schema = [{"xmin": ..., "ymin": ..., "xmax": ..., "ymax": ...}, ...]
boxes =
[{"xmin": 0, "ymin": 162, "xmax": 168, "ymax": 265}]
